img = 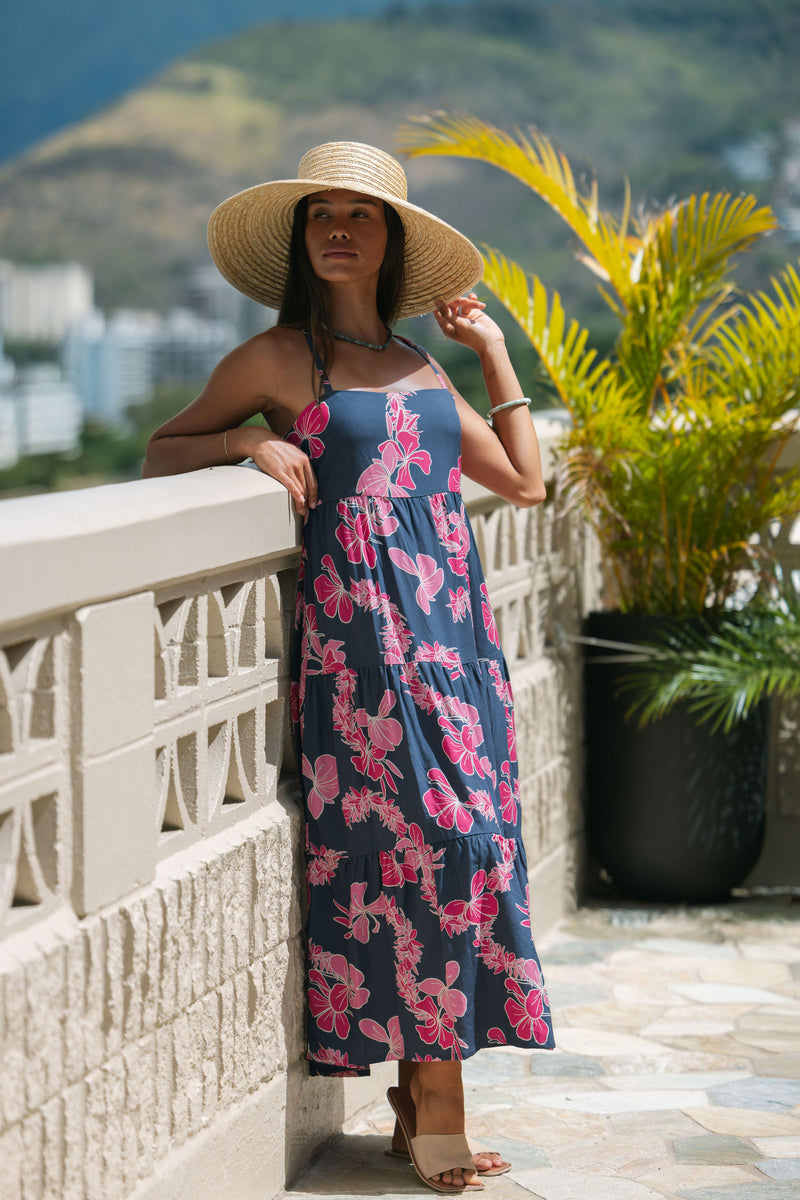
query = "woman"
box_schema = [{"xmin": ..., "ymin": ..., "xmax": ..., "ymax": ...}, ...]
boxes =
[{"xmin": 144, "ymin": 141, "xmax": 554, "ymax": 1194}]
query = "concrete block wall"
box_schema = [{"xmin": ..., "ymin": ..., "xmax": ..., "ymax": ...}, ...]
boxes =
[{"xmin": 0, "ymin": 427, "xmax": 596, "ymax": 1199}]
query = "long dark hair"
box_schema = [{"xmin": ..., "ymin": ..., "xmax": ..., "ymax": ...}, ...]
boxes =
[{"xmin": 278, "ymin": 195, "xmax": 406, "ymax": 397}]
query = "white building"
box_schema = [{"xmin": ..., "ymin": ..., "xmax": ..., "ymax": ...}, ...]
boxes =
[
  {"xmin": 0, "ymin": 336, "xmax": 19, "ymax": 468},
  {"xmin": 153, "ymin": 307, "xmax": 238, "ymax": 385},
  {"xmin": 64, "ymin": 307, "xmax": 238, "ymax": 426},
  {"xmin": 0, "ymin": 398, "xmax": 18, "ymax": 469},
  {"xmin": 63, "ymin": 309, "xmax": 160, "ymax": 425},
  {"xmin": 0, "ymin": 261, "xmax": 94, "ymax": 342},
  {"xmin": 11, "ymin": 364, "xmax": 82, "ymax": 456},
  {"xmin": 187, "ymin": 263, "xmax": 274, "ymax": 342}
]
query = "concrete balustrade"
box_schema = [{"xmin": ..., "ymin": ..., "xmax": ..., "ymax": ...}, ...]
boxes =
[{"xmin": 0, "ymin": 416, "xmax": 796, "ymax": 1198}]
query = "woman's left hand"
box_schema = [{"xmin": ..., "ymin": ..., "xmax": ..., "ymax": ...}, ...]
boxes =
[{"xmin": 434, "ymin": 294, "xmax": 504, "ymax": 355}]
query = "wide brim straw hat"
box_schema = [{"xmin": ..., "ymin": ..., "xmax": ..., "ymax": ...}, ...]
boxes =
[{"xmin": 207, "ymin": 141, "xmax": 483, "ymax": 321}]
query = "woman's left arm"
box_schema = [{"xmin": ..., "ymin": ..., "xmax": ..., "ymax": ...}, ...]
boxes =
[{"xmin": 433, "ymin": 295, "xmax": 546, "ymax": 508}]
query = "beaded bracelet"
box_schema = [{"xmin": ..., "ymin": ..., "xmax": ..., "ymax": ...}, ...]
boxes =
[{"xmin": 485, "ymin": 396, "xmax": 532, "ymax": 424}]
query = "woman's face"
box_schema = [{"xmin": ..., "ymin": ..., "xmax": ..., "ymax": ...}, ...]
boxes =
[{"xmin": 304, "ymin": 188, "xmax": 388, "ymax": 287}]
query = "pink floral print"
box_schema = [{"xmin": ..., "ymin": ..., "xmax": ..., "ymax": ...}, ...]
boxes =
[{"xmin": 290, "ymin": 344, "xmax": 553, "ymax": 1076}]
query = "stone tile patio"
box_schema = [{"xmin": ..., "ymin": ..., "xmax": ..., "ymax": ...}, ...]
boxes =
[{"xmin": 282, "ymin": 898, "xmax": 800, "ymax": 1200}]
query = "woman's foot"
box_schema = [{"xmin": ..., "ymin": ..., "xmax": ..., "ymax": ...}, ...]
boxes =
[
  {"xmin": 390, "ymin": 1066, "xmax": 510, "ymax": 1176},
  {"xmin": 409, "ymin": 1062, "xmax": 481, "ymax": 1190}
]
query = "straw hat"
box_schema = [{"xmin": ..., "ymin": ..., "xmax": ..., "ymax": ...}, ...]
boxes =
[{"xmin": 207, "ymin": 141, "xmax": 483, "ymax": 320}]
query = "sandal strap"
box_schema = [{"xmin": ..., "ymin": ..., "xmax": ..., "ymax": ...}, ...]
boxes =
[{"xmin": 411, "ymin": 1133, "xmax": 475, "ymax": 1180}]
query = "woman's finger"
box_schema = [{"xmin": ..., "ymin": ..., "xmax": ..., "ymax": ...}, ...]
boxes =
[{"xmin": 302, "ymin": 457, "xmax": 319, "ymax": 508}]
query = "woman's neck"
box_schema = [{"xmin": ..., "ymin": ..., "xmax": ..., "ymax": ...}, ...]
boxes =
[{"xmin": 325, "ymin": 285, "xmax": 387, "ymax": 344}]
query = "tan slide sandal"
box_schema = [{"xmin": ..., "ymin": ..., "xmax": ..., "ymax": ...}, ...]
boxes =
[{"xmin": 386, "ymin": 1087, "xmax": 484, "ymax": 1193}]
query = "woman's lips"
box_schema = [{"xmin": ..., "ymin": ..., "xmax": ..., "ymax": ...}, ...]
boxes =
[{"xmin": 324, "ymin": 250, "xmax": 356, "ymax": 258}]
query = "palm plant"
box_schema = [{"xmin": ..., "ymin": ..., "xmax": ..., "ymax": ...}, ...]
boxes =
[
  {"xmin": 620, "ymin": 574, "xmax": 800, "ymax": 733},
  {"xmin": 397, "ymin": 113, "xmax": 800, "ymax": 616}
]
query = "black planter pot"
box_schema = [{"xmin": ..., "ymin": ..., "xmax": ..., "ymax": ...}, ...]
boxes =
[{"xmin": 583, "ymin": 610, "xmax": 768, "ymax": 903}]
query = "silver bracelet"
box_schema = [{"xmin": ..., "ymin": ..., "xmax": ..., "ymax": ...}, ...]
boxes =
[
  {"xmin": 223, "ymin": 429, "xmax": 233, "ymax": 462},
  {"xmin": 485, "ymin": 396, "xmax": 532, "ymax": 424}
]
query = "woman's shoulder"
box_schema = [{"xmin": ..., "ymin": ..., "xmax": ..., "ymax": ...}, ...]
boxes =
[{"xmin": 231, "ymin": 323, "xmax": 308, "ymax": 366}]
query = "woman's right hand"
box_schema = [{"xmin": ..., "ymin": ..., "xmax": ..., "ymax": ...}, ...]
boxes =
[{"xmin": 241, "ymin": 426, "xmax": 319, "ymax": 517}]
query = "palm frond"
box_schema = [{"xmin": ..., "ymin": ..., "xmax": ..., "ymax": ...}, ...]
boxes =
[
  {"xmin": 710, "ymin": 262, "xmax": 800, "ymax": 414},
  {"xmin": 480, "ymin": 247, "xmax": 617, "ymax": 407},
  {"xmin": 397, "ymin": 112, "xmax": 633, "ymax": 303},
  {"xmin": 621, "ymin": 592, "xmax": 800, "ymax": 732}
]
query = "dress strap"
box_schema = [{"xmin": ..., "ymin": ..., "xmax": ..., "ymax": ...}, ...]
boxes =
[
  {"xmin": 393, "ymin": 333, "xmax": 450, "ymax": 390},
  {"xmin": 302, "ymin": 330, "xmax": 334, "ymax": 396}
]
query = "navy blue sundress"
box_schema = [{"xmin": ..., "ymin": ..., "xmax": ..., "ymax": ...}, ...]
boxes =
[{"xmin": 287, "ymin": 334, "xmax": 555, "ymax": 1076}]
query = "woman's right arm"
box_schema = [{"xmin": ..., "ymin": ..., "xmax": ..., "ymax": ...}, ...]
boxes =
[{"xmin": 142, "ymin": 331, "xmax": 319, "ymax": 516}]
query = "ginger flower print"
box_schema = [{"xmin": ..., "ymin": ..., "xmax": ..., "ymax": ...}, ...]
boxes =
[
  {"xmin": 480, "ymin": 583, "xmax": 501, "ymax": 648},
  {"xmin": 422, "ymin": 767, "xmax": 474, "ymax": 833}
]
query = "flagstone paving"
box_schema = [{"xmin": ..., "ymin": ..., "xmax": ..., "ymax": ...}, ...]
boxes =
[{"xmin": 282, "ymin": 898, "xmax": 800, "ymax": 1200}]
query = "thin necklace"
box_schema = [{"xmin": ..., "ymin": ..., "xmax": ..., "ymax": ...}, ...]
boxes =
[{"xmin": 323, "ymin": 322, "xmax": 393, "ymax": 351}]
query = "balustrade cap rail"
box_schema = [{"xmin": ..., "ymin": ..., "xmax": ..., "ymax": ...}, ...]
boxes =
[{"xmin": 0, "ymin": 417, "xmax": 566, "ymax": 630}]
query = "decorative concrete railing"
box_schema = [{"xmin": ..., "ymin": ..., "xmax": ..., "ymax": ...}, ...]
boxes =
[{"xmin": 0, "ymin": 416, "xmax": 601, "ymax": 1200}]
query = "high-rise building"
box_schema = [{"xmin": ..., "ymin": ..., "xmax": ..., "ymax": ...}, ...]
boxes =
[
  {"xmin": 0, "ymin": 261, "xmax": 94, "ymax": 342},
  {"xmin": 8, "ymin": 364, "xmax": 82, "ymax": 456},
  {"xmin": 63, "ymin": 309, "xmax": 159, "ymax": 424}
]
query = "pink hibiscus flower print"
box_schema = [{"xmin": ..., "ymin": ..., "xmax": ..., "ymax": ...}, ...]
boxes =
[
  {"xmin": 332, "ymin": 881, "xmax": 380, "ymax": 944},
  {"xmin": 335, "ymin": 503, "xmax": 376, "ymax": 567},
  {"xmin": 422, "ymin": 767, "xmax": 474, "ymax": 833},
  {"xmin": 355, "ymin": 395, "xmax": 431, "ymax": 495},
  {"xmin": 285, "ymin": 400, "xmax": 329, "ymax": 458},
  {"xmin": 506, "ymin": 979, "xmax": 551, "ymax": 1046},
  {"xmin": 366, "ymin": 496, "xmax": 399, "ymax": 537},
  {"xmin": 448, "ymin": 456, "xmax": 462, "ymax": 491},
  {"xmin": 439, "ymin": 709, "xmax": 489, "ymax": 778},
  {"xmin": 388, "ymin": 548, "xmax": 444, "ymax": 614},
  {"xmin": 441, "ymin": 869, "xmax": 499, "ymax": 936},
  {"xmin": 416, "ymin": 961, "xmax": 468, "ymax": 1050},
  {"xmin": 314, "ymin": 555, "xmax": 354, "ymax": 622},
  {"xmin": 302, "ymin": 753, "xmax": 339, "ymax": 820},
  {"xmin": 307, "ymin": 963, "xmax": 369, "ymax": 1039},
  {"xmin": 355, "ymin": 689, "xmax": 403, "ymax": 757},
  {"xmin": 504, "ymin": 977, "xmax": 551, "ymax": 1044},
  {"xmin": 480, "ymin": 583, "xmax": 501, "ymax": 648}
]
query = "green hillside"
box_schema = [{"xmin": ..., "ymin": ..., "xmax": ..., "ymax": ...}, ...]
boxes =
[{"xmin": 1, "ymin": 0, "xmax": 798, "ymax": 330}]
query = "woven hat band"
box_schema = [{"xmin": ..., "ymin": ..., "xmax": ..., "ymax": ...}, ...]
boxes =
[{"xmin": 296, "ymin": 142, "xmax": 408, "ymax": 202}]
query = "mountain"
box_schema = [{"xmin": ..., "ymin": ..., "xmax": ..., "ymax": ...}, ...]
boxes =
[
  {"xmin": 1, "ymin": 0, "xmax": 798, "ymax": 330},
  {"xmin": 0, "ymin": 0, "xmax": 467, "ymax": 164}
]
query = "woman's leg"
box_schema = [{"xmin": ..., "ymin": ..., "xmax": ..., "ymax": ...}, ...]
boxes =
[
  {"xmin": 409, "ymin": 1060, "xmax": 479, "ymax": 1188},
  {"xmin": 393, "ymin": 1060, "xmax": 506, "ymax": 1175}
]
